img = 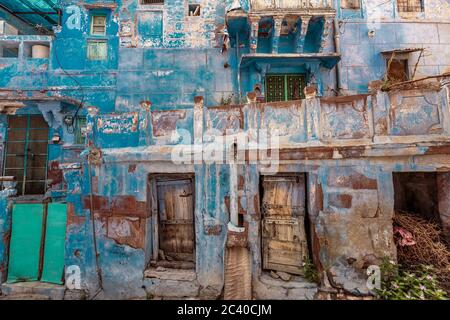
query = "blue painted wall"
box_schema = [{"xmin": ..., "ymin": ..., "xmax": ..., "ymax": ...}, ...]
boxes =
[{"xmin": 0, "ymin": 0, "xmax": 449, "ymax": 299}]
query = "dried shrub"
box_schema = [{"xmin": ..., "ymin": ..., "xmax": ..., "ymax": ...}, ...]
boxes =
[{"xmin": 394, "ymin": 210, "xmax": 450, "ymax": 293}]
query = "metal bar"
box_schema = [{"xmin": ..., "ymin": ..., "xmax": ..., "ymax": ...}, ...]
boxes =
[
  {"xmin": 1, "ymin": 116, "xmax": 9, "ymax": 191},
  {"xmin": 41, "ymin": 0, "xmax": 58, "ymax": 11},
  {"xmin": 0, "ymin": 3, "xmax": 39, "ymax": 31},
  {"xmin": 6, "ymin": 154, "xmax": 48, "ymax": 156},
  {"xmin": 284, "ymin": 75, "xmax": 288, "ymax": 101},
  {"xmin": 6, "ymin": 167, "xmax": 47, "ymax": 170},
  {"xmin": 15, "ymin": 0, "xmax": 58, "ymax": 25},
  {"xmin": 22, "ymin": 115, "xmax": 31, "ymax": 196},
  {"xmin": 12, "ymin": 12, "xmax": 59, "ymax": 15}
]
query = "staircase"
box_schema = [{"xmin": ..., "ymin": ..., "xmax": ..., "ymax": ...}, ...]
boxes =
[{"xmin": 0, "ymin": 282, "xmax": 65, "ymax": 300}]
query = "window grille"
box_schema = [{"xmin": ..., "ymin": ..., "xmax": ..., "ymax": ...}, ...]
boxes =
[
  {"xmin": 141, "ymin": 0, "xmax": 164, "ymax": 4},
  {"xmin": 397, "ymin": 0, "xmax": 424, "ymax": 12},
  {"xmin": 4, "ymin": 115, "xmax": 49, "ymax": 195},
  {"xmin": 265, "ymin": 74, "xmax": 306, "ymax": 103}
]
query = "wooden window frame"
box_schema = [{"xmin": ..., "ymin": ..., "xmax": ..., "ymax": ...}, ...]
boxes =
[
  {"xmin": 397, "ymin": 0, "xmax": 424, "ymax": 13},
  {"xmin": 141, "ymin": 0, "xmax": 165, "ymax": 5},
  {"xmin": 341, "ymin": 0, "xmax": 361, "ymax": 9},
  {"xmin": 148, "ymin": 173, "xmax": 196, "ymax": 270},
  {"xmin": 87, "ymin": 39, "xmax": 108, "ymax": 61},
  {"xmin": 3, "ymin": 115, "xmax": 49, "ymax": 196},
  {"xmin": 90, "ymin": 15, "xmax": 107, "ymax": 36}
]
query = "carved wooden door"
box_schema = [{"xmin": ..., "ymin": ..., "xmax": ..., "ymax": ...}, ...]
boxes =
[{"xmin": 262, "ymin": 175, "xmax": 309, "ymax": 275}]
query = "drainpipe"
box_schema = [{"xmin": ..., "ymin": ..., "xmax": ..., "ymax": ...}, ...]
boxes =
[
  {"xmin": 333, "ymin": 18, "xmax": 342, "ymax": 95},
  {"xmin": 236, "ymin": 32, "xmax": 241, "ymax": 102},
  {"xmin": 229, "ymin": 161, "xmax": 239, "ymax": 226},
  {"xmin": 228, "ymin": 142, "xmax": 244, "ymax": 232}
]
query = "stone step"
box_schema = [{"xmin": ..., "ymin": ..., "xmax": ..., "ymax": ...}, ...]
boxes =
[
  {"xmin": 0, "ymin": 293, "xmax": 51, "ymax": 300},
  {"xmin": 1, "ymin": 282, "xmax": 65, "ymax": 300}
]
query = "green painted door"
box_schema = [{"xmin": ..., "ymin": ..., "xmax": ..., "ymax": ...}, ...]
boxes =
[
  {"xmin": 7, "ymin": 204, "xmax": 44, "ymax": 283},
  {"xmin": 41, "ymin": 203, "xmax": 67, "ymax": 284},
  {"xmin": 7, "ymin": 203, "xmax": 67, "ymax": 284}
]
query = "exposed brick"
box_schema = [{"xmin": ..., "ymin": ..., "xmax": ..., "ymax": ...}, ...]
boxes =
[
  {"xmin": 152, "ymin": 110, "xmax": 186, "ymax": 137},
  {"xmin": 327, "ymin": 169, "xmax": 377, "ymax": 190},
  {"xmin": 83, "ymin": 195, "xmax": 109, "ymax": 211},
  {"xmin": 317, "ymin": 183, "xmax": 324, "ymax": 211},
  {"xmin": 47, "ymin": 160, "xmax": 63, "ymax": 187},
  {"xmin": 279, "ymin": 147, "xmax": 334, "ymax": 160},
  {"xmin": 128, "ymin": 164, "xmax": 137, "ymax": 173},
  {"xmin": 205, "ymin": 224, "xmax": 222, "ymax": 235},
  {"xmin": 106, "ymin": 216, "xmax": 145, "ymax": 249},
  {"xmin": 328, "ymin": 194, "xmax": 352, "ymax": 209},
  {"xmin": 67, "ymin": 202, "xmax": 85, "ymax": 226},
  {"xmin": 111, "ymin": 195, "xmax": 148, "ymax": 217},
  {"xmin": 83, "ymin": 195, "xmax": 148, "ymax": 218}
]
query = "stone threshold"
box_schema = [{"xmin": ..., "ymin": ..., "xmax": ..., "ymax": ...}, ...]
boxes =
[{"xmin": 144, "ymin": 267, "xmax": 197, "ymax": 281}]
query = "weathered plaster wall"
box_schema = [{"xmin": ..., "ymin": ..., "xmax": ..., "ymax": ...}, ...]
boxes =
[
  {"xmin": 1, "ymin": 0, "xmax": 450, "ymax": 300},
  {"xmin": 337, "ymin": 0, "xmax": 450, "ymax": 93},
  {"xmin": 0, "ymin": 189, "xmax": 13, "ymax": 283}
]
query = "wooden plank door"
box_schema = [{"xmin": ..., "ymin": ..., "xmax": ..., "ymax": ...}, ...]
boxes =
[
  {"xmin": 7, "ymin": 203, "xmax": 67, "ymax": 284},
  {"xmin": 262, "ymin": 175, "xmax": 309, "ymax": 275},
  {"xmin": 157, "ymin": 178, "xmax": 195, "ymax": 262},
  {"xmin": 7, "ymin": 203, "xmax": 45, "ymax": 282},
  {"xmin": 41, "ymin": 203, "xmax": 67, "ymax": 284}
]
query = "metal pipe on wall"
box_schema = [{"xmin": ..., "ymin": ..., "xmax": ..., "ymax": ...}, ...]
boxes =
[{"xmin": 333, "ymin": 17, "xmax": 342, "ymax": 95}]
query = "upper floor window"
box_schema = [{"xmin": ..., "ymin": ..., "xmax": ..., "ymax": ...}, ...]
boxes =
[
  {"xmin": 341, "ymin": 0, "xmax": 360, "ymax": 9},
  {"xmin": 87, "ymin": 40, "xmax": 108, "ymax": 60},
  {"xmin": 188, "ymin": 4, "xmax": 201, "ymax": 16},
  {"xmin": 265, "ymin": 74, "xmax": 306, "ymax": 103},
  {"xmin": 75, "ymin": 116, "xmax": 87, "ymax": 145},
  {"xmin": 397, "ymin": 0, "xmax": 424, "ymax": 13},
  {"xmin": 386, "ymin": 58, "xmax": 409, "ymax": 82},
  {"xmin": 141, "ymin": 0, "xmax": 164, "ymax": 4},
  {"xmin": 91, "ymin": 15, "xmax": 107, "ymax": 36}
]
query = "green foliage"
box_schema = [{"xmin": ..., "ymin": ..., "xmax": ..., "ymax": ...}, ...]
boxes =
[
  {"xmin": 220, "ymin": 94, "xmax": 234, "ymax": 106},
  {"xmin": 375, "ymin": 258, "xmax": 447, "ymax": 300},
  {"xmin": 303, "ymin": 259, "xmax": 319, "ymax": 283}
]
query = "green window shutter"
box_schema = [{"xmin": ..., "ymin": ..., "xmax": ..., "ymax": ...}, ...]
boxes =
[
  {"xmin": 75, "ymin": 116, "xmax": 87, "ymax": 145},
  {"xmin": 265, "ymin": 75, "xmax": 285, "ymax": 103},
  {"xmin": 286, "ymin": 75, "xmax": 306, "ymax": 100},
  {"xmin": 265, "ymin": 74, "xmax": 306, "ymax": 102}
]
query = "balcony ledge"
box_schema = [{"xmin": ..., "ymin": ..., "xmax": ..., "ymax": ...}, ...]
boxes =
[{"xmin": 240, "ymin": 53, "xmax": 341, "ymax": 69}]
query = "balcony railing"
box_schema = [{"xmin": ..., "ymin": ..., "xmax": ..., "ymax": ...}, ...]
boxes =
[{"xmin": 249, "ymin": 0, "xmax": 334, "ymax": 11}]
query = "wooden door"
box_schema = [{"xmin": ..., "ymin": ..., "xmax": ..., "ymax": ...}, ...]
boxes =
[
  {"xmin": 262, "ymin": 175, "xmax": 309, "ymax": 275},
  {"xmin": 157, "ymin": 178, "xmax": 195, "ymax": 262},
  {"xmin": 7, "ymin": 203, "xmax": 67, "ymax": 284}
]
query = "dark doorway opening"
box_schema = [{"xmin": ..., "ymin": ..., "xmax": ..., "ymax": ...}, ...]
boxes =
[{"xmin": 393, "ymin": 172, "xmax": 440, "ymax": 223}]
